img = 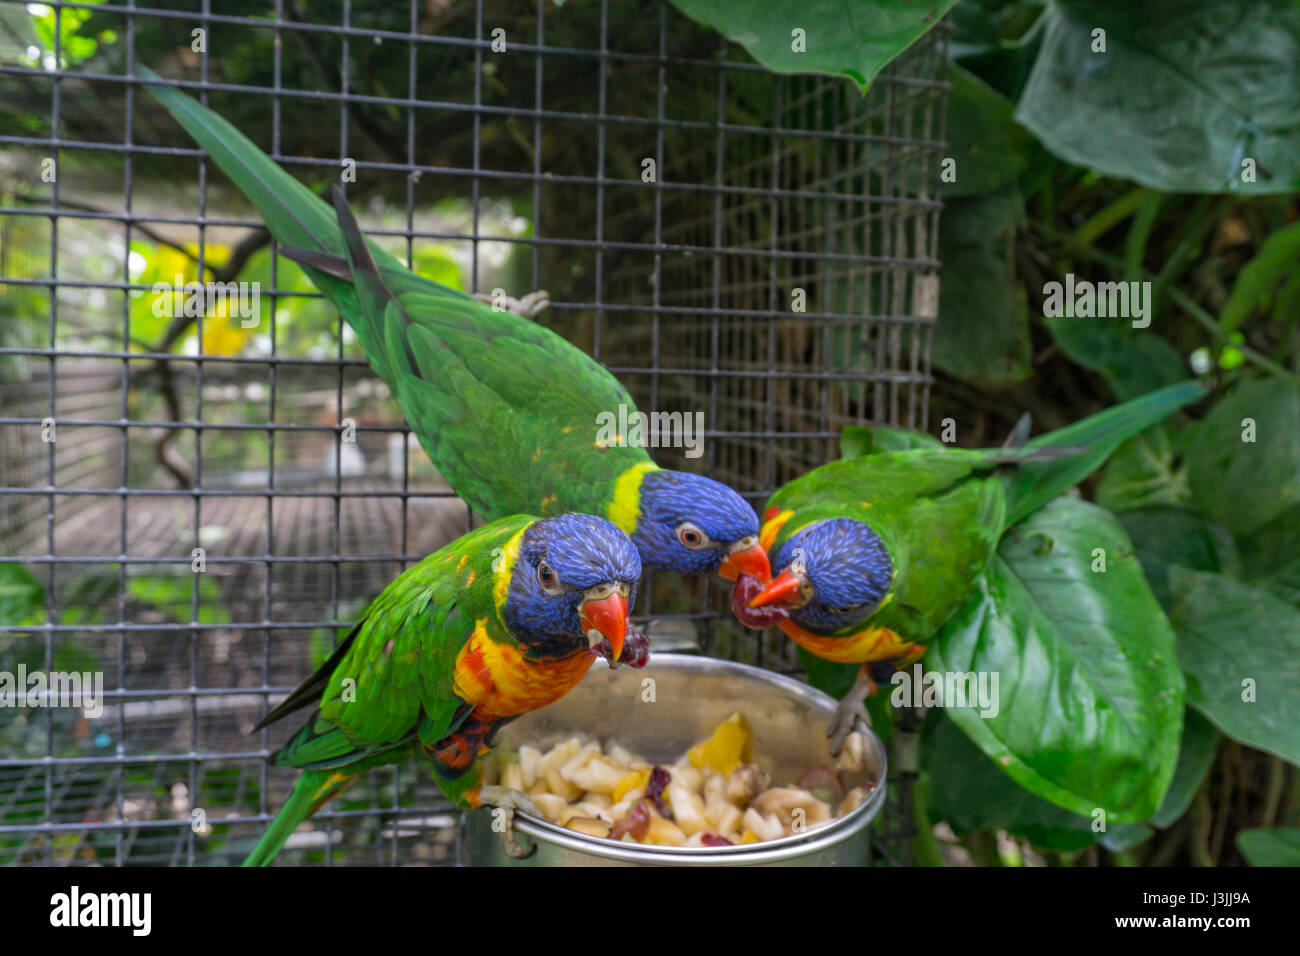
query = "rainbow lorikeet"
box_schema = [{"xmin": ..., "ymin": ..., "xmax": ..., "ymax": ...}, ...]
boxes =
[
  {"xmin": 242, "ymin": 512, "xmax": 643, "ymax": 866},
  {"xmin": 141, "ymin": 70, "xmax": 770, "ymax": 586},
  {"xmin": 733, "ymin": 382, "xmax": 1206, "ymax": 751}
]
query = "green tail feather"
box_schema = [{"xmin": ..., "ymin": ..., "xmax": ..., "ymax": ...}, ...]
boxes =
[
  {"xmin": 1004, "ymin": 380, "xmax": 1206, "ymax": 526},
  {"xmin": 242, "ymin": 769, "xmax": 353, "ymax": 867},
  {"xmin": 139, "ymin": 66, "xmax": 408, "ymax": 383}
]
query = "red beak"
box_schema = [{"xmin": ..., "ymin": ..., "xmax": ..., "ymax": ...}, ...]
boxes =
[
  {"xmin": 747, "ymin": 568, "xmax": 806, "ymax": 608},
  {"xmin": 581, "ymin": 591, "xmax": 629, "ymax": 662},
  {"xmin": 718, "ymin": 539, "xmax": 771, "ymax": 583}
]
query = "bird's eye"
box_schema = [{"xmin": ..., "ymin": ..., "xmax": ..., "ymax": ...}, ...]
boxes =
[
  {"xmin": 537, "ymin": 561, "xmax": 561, "ymax": 592},
  {"xmin": 675, "ymin": 522, "xmax": 711, "ymax": 550},
  {"xmin": 829, "ymin": 603, "xmax": 862, "ymax": 616}
]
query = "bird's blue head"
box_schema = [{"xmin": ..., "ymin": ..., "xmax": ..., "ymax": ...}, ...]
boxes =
[
  {"xmin": 633, "ymin": 469, "xmax": 770, "ymax": 581},
  {"xmin": 505, "ymin": 513, "xmax": 642, "ymax": 661},
  {"xmin": 747, "ymin": 517, "xmax": 894, "ymax": 634}
]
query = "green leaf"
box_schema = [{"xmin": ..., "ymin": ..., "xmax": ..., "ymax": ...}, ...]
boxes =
[
  {"xmin": 933, "ymin": 188, "xmax": 1032, "ymax": 383},
  {"xmin": 1167, "ymin": 568, "xmax": 1300, "ymax": 766},
  {"xmin": 943, "ymin": 64, "xmax": 1041, "ymax": 198},
  {"xmin": 1151, "ymin": 709, "xmax": 1219, "ymax": 828},
  {"xmin": 923, "ymin": 710, "xmax": 1105, "ymax": 852},
  {"xmin": 839, "ymin": 424, "xmax": 944, "ymax": 459},
  {"xmin": 1117, "ymin": 505, "xmax": 1240, "ymax": 610},
  {"xmin": 1014, "ymin": 1, "xmax": 1300, "ymax": 193},
  {"xmin": 1236, "ymin": 828, "xmax": 1300, "ymax": 866},
  {"xmin": 1043, "ymin": 315, "xmax": 1187, "ymax": 402},
  {"xmin": 666, "ymin": 0, "xmax": 962, "ymax": 91},
  {"xmin": 1237, "ymin": 501, "xmax": 1300, "ymax": 604},
  {"xmin": 929, "ymin": 497, "xmax": 1184, "ymax": 821},
  {"xmin": 0, "ymin": 564, "xmax": 45, "ymax": 625},
  {"xmin": 1220, "ymin": 220, "xmax": 1300, "ymax": 335},
  {"xmin": 1095, "ymin": 426, "xmax": 1191, "ymax": 514},
  {"xmin": 1185, "ymin": 378, "xmax": 1300, "ymax": 535}
]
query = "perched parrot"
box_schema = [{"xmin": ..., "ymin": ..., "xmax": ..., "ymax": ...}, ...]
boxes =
[
  {"xmin": 732, "ymin": 381, "xmax": 1206, "ymax": 751},
  {"xmin": 242, "ymin": 512, "xmax": 644, "ymax": 866},
  {"xmin": 141, "ymin": 70, "xmax": 770, "ymax": 586}
]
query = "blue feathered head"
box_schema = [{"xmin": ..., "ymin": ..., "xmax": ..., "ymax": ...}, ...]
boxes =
[
  {"xmin": 751, "ymin": 517, "xmax": 894, "ymax": 634},
  {"xmin": 632, "ymin": 469, "xmax": 769, "ymax": 580},
  {"xmin": 505, "ymin": 513, "xmax": 641, "ymax": 660}
]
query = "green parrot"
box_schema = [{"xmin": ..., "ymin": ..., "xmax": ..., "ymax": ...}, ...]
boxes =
[
  {"xmin": 733, "ymin": 381, "xmax": 1206, "ymax": 751},
  {"xmin": 140, "ymin": 69, "xmax": 771, "ymax": 587},
  {"xmin": 242, "ymin": 511, "xmax": 643, "ymax": 866}
]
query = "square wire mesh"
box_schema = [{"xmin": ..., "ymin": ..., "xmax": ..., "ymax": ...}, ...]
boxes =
[{"xmin": 0, "ymin": 0, "xmax": 947, "ymax": 865}]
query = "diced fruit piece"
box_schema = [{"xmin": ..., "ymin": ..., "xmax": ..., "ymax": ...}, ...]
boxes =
[
  {"xmin": 646, "ymin": 766, "xmax": 674, "ymax": 821},
  {"xmin": 687, "ymin": 711, "xmax": 753, "ymax": 777},
  {"xmin": 545, "ymin": 768, "xmax": 583, "ymax": 802},
  {"xmin": 751, "ymin": 787, "xmax": 832, "ymax": 834},
  {"xmin": 531, "ymin": 793, "xmax": 569, "ymax": 821},
  {"xmin": 612, "ymin": 769, "xmax": 651, "ymax": 803},
  {"xmin": 609, "ymin": 798, "xmax": 651, "ymax": 841},
  {"xmin": 500, "ymin": 762, "xmax": 525, "ymax": 793},
  {"xmin": 725, "ymin": 764, "xmax": 771, "ymax": 804},
  {"xmin": 667, "ymin": 780, "xmax": 711, "ymax": 836},
  {"xmin": 564, "ymin": 753, "xmax": 627, "ymax": 794},
  {"xmin": 518, "ymin": 744, "xmax": 542, "ymax": 789},
  {"xmin": 565, "ymin": 817, "xmax": 612, "ymax": 838},
  {"xmin": 644, "ymin": 814, "xmax": 688, "ymax": 846}
]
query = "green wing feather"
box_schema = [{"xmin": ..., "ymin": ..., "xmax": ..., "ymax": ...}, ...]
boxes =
[
  {"xmin": 769, "ymin": 452, "xmax": 1006, "ymax": 638},
  {"xmin": 242, "ymin": 516, "xmax": 533, "ymax": 865}
]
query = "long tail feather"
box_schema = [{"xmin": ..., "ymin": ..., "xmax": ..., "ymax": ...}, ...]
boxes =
[
  {"xmin": 138, "ymin": 67, "xmax": 407, "ymax": 381},
  {"xmin": 242, "ymin": 769, "xmax": 354, "ymax": 867},
  {"xmin": 1004, "ymin": 380, "xmax": 1206, "ymax": 526}
]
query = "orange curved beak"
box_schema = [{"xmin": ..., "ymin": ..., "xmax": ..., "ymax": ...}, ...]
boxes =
[
  {"xmin": 581, "ymin": 590, "xmax": 629, "ymax": 662},
  {"xmin": 747, "ymin": 567, "xmax": 806, "ymax": 608},
  {"xmin": 717, "ymin": 539, "xmax": 771, "ymax": 583}
]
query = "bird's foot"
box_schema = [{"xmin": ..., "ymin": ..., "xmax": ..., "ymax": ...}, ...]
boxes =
[
  {"xmin": 478, "ymin": 785, "xmax": 541, "ymax": 859},
  {"xmin": 828, "ymin": 672, "xmax": 876, "ymax": 758},
  {"xmin": 472, "ymin": 289, "xmax": 550, "ymax": 319}
]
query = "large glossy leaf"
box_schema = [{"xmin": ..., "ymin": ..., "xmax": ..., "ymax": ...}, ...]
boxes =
[
  {"xmin": 944, "ymin": 64, "xmax": 1041, "ymax": 198},
  {"xmin": 1236, "ymin": 828, "xmax": 1300, "ymax": 867},
  {"xmin": 923, "ymin": 710, "xmax": 1109, "ymax": 852},
  {"xmin": 667, "ymin": 0, "xmax": 962, "ymax": 91},
  {"xmin": 1185, "ymin": 378, "xmax": 1300, "ymax": 535},
  {"xmin": 1116, "ymin": 504, "xmax": 1239, "ymax": 609},
  {"xmin": 929, "ymin": 497, "xmax": 1184, "ymax": 821},
  {"xmin": 1237, "ymin": 501, "xmax": 1300, "ymax": 605},
  {"xmin": 1166, "ymin": 568, "xmax": 1300, "ymax": 766},
  {"xmin": 1095, "ymin": 426, "xmax": 1191, "ymax": 514},
  {"xmin": 1015, "ymin": 1, "xmax": 1300, "ymax": 193},
  {"xmin": 933, "ymin": 188, "xmax": 1032, "ymax": 383},
  {"xmin": 1044, "ymin": 314, "xmax": 1187, "ymax": 402}
]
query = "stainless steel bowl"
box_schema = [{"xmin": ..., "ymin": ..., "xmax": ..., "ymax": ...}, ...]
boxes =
[{"xmin": 465, "ymin": 653, "xmax": 887, "ymax": 866}]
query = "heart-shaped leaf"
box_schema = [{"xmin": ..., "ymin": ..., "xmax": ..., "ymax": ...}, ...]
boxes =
[
  {"xmin": 1015, "ymin": 1, "xmax": 1300, "ymax": 193},
  {"xmin": 929, "ymin": 497, "xmax": 1184, "ymax": 822},
  {"xmin": 1185, "ymin": 378, "xmax": 1300, "ymax": 535},
  {"xmin": 1117, "ymin": 505, "xmax": 1240, "ymax": 610},
  {"xmin": 667, "ymin": 0, "xmax": 962, "ymax": 92},
  {"xmin": 1166, "ymin": 567, "xmax": 1300, "ymax": 766}
]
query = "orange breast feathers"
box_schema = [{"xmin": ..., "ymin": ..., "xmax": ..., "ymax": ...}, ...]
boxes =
[
  {"xmin": 452, "ymin": 621, "xmax": 595, "ymax": 720},
  {"xmin": 778, "ymin": 618, "xmax": 920, "ymax": 665}
]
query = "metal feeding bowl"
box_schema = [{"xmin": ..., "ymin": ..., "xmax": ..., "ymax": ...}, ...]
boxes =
[{"xmin": 466, "ymin": 653, "xmax": 887, "ymax": 866}]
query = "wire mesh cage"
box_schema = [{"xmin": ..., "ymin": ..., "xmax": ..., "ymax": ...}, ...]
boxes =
[{"xmin": 0, "ymin": 0, "xmax": 947, "ymax": 865}]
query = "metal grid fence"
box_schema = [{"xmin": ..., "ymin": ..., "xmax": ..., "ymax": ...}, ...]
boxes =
[{"xmin": 0, "ymin": 0, "xmax": 947, "ymax": 865}]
